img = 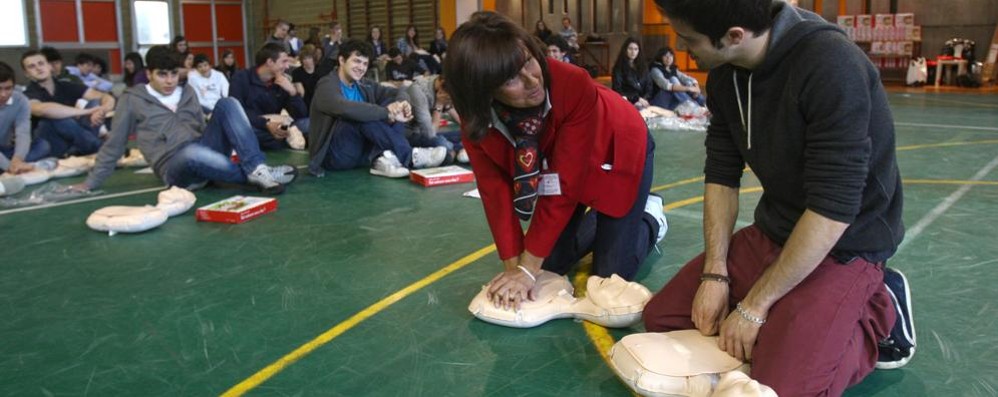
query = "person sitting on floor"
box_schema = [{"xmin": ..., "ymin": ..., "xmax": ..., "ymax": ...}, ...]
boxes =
[
  {"xmin": 612, "ymin": 37, "xmax": 653, "ymax": 109},
  {"xmin": 544, "ymin": 35, "xmax": 573, "ymax": 64},
  {"xmin": 229, "ymin": 43, "xmax": 309, "ymax": 150},
  {"xmin": 397, "ymin": 74, "xmax": 467, "ymax": 163},
  {"xmin": 385, "ymin": 48, "xmax": 425, "ymax": 87},
  {"xmin": 21, "ymin": 50, "xmax": 115, "ymax": 158},
  {"xmin": 648, "ymin": 46, "xmax": 707, "ymax": 111},
  {"xmin": 65, "ymin": 53, "xmax": 114, "ymax": 93},
  {"xmin": 307, "ymin": 39, "xmax": 446, "ymax": 178},
  {"xmin": 187, "ymin": 54, "xmax": 230, "ymax": 114},
  {"xmin": 71, "ymin": 46, "xmax": 296, "ymax": 195},
  {"xmin": 0, "ymin": 61, "xmax": 50, "ymax": 175},
  {"xmin": 40, "ymin": 47, "xmax": 83, "ymax": 85}
]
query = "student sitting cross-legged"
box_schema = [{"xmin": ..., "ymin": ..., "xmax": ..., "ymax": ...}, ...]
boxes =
[
  {"xmin": 71, "ymin": 46, "xmax": 296, "ymax": 195},
  {"xmin": 307, "ymin": 39, "xmax": 446, "ymax": 178}
]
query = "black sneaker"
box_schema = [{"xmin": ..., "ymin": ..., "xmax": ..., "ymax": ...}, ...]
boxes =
[{"xmin": 877, "ymin": 267, "xmax": 916, "ymax": 369}]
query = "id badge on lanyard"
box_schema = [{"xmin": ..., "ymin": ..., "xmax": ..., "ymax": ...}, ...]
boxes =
[{"xmin": 537, "ymin": 159, "xmax": 561, "ymax": 196}]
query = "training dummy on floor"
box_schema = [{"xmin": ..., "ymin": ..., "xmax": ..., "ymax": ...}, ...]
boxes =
[
  {"xmin": 86, "ymin": 186, "xmax": 195, "ymax": 235},
  {"xmin": 610, "ymin": 330, "xmax": 777, "ymax": 397},
  {"xmin": 469, "ymin": 271, "xmax": 652, "ymax": 328}
]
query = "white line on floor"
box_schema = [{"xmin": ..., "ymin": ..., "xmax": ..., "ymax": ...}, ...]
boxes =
[
  {"xmin": 0, "ymin": 186, "xmax": 166, "ymax": 217},
  {"xmin": 895, "ymin": 122, "xmax": 998, "ymax": 132},
  {"xmin": 897, "ymin": 154, "xmax": 998, "ymax": 253}
]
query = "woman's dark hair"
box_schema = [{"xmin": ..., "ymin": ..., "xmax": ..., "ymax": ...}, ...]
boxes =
[
  {"xmin": 613, "ymin": 37, "xmax": 647, "ymax": 76},
  {"xmin": 146, "ymin": 45, "xmax": 182, "ymax": 71},
  {"xmin": 367, "ymin": 26, "xmax": 385, "ymax": 44},
  {"xmin": 169, "ymin": 35, "xmax": 187, "ymax": 52},
  {"xmin": 124, "ymin": 52, "xmax": 145, "ymax": 86},
  {"xmin": 216, "ymin": 49, "xmax": 239, "ymax": 78},
  {"xmin": 654, "ymin": 0, "xmax": 774, "ymax": 46},
  {"xmin": 443, "ymin": 11, "xmax": 550, "ymax": 141},
  {"xmin": 652, "ymin": 46, "xmax": 678, "ymax": 72},
  {"xmin": 404, "ymin": 25, "xmax": 420, "ymax": 48}
]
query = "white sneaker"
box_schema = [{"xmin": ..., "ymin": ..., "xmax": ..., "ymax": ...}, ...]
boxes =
[
  {"xmin": 266, "ymin": 164, "xmax": 298, "ymax": 184},
  {"xmin": 287, "ymin": 125, "xmax": 306, "ymax": 150},
  {"xmin": 370, "ymin": 151, "xmax": 410, "ymax": 178},
  {"xmin": 645, "ymin": 194, "xmax": 668, "ymax": 244},
  {"xmin": 247, "ymin": 164, "xmax": 289, "ymax": 194},
  {"xmin": 411, "ymin": 147, "xmax": 447, "ymax": 169},
  {"xmin": 456, "ymin": 148, "xmax": 470, "ymax": 163}
]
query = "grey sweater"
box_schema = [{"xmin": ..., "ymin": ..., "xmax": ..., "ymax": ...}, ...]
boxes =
[
  {"xmin": 85, "ymin": 85, "xmax": 204, "ymax": 189},
  {"xmin": 0, "ymin": 92, "xmax": 32, "ymax": 170},
  {"xmin": 307, "ymin": 73, "xmax": 398, "ymax": 175},
  {"xmin": 397, "ymin": 75, "xmax": 438, "ymax": 140}
]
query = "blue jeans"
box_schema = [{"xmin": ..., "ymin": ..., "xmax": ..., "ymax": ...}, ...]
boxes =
[
  {"xmin": 1, "ymin": 138, "xmax": 51, "ymax": 163},
  {"xmin": 650, "ymin": 77, "xmax": 706, "ymax": 111},
  {"xmin": 322, "ymin": 120, "xmax": 412, "ymax": 170},
  {"xmin": 160, "ymin": 98, "xmax": 267, "ymax": 188},
  {"xmin": 254, "ymin": 117, "xmax": 311, "ymax": 150},
  {"xmin": 36, "ymin": 116, "xmax": 102, "ymax": 157},
  {"xmin": 541, "ymin": 132, "xmax": 657, "ymax": 280}
]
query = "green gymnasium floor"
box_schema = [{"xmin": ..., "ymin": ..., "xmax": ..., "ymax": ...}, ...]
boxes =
[{"xmin": 1, "ymin": 91, "xmax": 997, "ymax": 396}]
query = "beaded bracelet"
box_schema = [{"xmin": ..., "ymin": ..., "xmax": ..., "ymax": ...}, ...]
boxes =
[
  {"xmin": 699, "ymin": 273, "xmax": 731, "ymax": 284},
  {"xmin": 735, "ymin": 302, "xmax": 766, "ymax": 325}
]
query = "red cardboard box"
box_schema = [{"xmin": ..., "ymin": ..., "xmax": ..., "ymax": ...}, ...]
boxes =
[
  {"xmin": 410, "ymin": 165, "xmax": 475, "ymax": 187},
  {"xmin": 196, "ymin": 196, "xmax": 277, "ymax": 224}
]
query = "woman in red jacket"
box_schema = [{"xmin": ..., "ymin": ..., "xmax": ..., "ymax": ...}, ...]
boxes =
[{"xmin": 445, "ymin": 12, "xmax": 667, "ymax": 310}]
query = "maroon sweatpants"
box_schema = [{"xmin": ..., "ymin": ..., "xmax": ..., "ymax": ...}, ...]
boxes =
[{"xmin": 642, "ymin": 225, "xmax": 895, "ymax": 396}]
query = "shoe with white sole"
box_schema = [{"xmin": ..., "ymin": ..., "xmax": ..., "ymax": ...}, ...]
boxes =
[
  {"xmin": 411, "ymin": 147, "xmax": 447, "ymax": 169},
  {"xmin": 370, "ymin": 151, "xmax": 410, "ymax": 178}
]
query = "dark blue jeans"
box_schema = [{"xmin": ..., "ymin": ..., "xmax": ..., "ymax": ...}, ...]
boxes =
[
  {"xmin": 650, "ymin": 83, "xmax": 706, "ymax": 111},
  {"xmin": 160, "ymin": 98, "xmax": 266, "ymax": 188},
  {"xmin": 254, "ymin": 117, "xmax": 310, "ymax": 150},
  {"xmin": 322, "ymin": 120, "xmax": 412, "ymax": 170},
  {"xmin": 1, "ymin": 139, "xmax": 51, "ymax": 165},
  {"xmin": 35, "ymin": 116, "xmax": 102, "ymax": 158},
  {"xmin": 541, "ymin": 132, "xmax": 657, "ymax": 280}
]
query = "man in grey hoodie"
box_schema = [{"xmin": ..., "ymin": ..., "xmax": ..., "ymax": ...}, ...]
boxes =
[
  {"xmin": 74, "ymin": 46, "xmax": 296, "ymax": 194},
  {"xmin": 641, "ymin": 1, "xmax": 912, "ymax": 395},
  {"xmin": 307, "ymin": 39, "xmax": 445, "ymax": 178}
]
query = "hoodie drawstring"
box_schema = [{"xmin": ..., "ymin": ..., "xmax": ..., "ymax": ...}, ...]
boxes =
[{"xmin": 733, "ymin": 71, "xmax": 753, "ymax": 150}]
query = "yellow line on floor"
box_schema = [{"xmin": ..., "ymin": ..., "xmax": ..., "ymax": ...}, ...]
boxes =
[
  {"xmin": 577, "ymin": 179, "xmax": 994, "ymax": 386},
  {"xmin": 221, "ymin": 245, "xmax": 497, "ymax": 397},
  {"xmin": 222, "ymin": 153, "xmax": 992, "ymax": 394}
]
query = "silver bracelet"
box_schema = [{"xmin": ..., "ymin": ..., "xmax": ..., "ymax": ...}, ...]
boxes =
[
  {"xmin": 735, "ymin": 302, "xmax": 766, "ymax": 325},
  {"xmin": 517, "ymin": 265, "xmax": 537, "ymax": 283}
]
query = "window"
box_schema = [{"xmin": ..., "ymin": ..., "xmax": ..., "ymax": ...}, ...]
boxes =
[
  {"xmin": 134, "ymin": 0, "xmax": 172, "ymax": 46},
  {"xmin": 0, "ymin": 0, "xmax": 29, "ymax": 46}
]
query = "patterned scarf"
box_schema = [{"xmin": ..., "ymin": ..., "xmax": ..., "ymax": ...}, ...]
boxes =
[{"xmin": 492, "ymin": 100, "xmax": 547, "ymax": 221}]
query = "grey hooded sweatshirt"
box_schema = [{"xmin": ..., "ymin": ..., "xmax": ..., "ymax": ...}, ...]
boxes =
[{"xmin": 85, "ymin": 85, "xmax": 204, "ymax": 189}]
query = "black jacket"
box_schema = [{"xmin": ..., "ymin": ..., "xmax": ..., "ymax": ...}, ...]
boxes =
[
  {"xmin": 704, "ymin": 3, "xmax": 904, "ymax": 261},
  {"xmin": 611, "ymin": 63, "xmax": 650, "ymax": 104}
]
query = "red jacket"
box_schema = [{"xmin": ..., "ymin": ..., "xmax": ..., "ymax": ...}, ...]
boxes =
[{"xmin": 462, "ymin": 60, "xmax": 648, "ymax": 260}]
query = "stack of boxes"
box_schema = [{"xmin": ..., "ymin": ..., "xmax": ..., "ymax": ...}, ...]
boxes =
[{"xmin": 839, "ymin": 13, "xmax": 921, "ymax": 71}]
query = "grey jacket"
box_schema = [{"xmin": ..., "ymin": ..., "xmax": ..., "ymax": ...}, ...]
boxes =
[
  {"xmin": 85, "ymin": 85, "xmax": 204, "ymax": 189},
  {"xmin": 397, "ymin": 75, "xmax": 438, "ymax": 140},
  {"xmin": 0, "ymin": 91, "xmax": 32, "ymax": 170},
  {"xmin": 307, "ymin": 73, "xmax": 398, "ymax": 175}
]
